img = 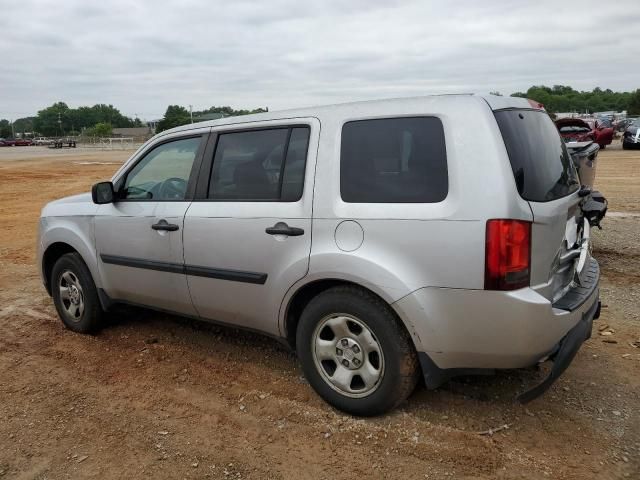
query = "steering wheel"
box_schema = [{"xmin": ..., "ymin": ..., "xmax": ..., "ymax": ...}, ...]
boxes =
[{"xmin": 158, "ymin": 177, "xmax": 188, "ymax": 200}]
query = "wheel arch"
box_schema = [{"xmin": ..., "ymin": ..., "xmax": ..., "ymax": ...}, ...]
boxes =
[
  {"xmin": 41, "ymin": 223, "xmax": 100, "ymax": 297},
  {"xmin": 280, "ymin": 277, "xmax": 423, "ymax": 356},
  {"xmin": 42, "ymin": 242, "xmax": 80, "ymax": 295}
]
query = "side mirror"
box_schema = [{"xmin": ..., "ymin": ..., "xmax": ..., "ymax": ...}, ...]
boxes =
[{"xmin": 92, "ymin": 181, "xmax": 115, "ymax": 204}]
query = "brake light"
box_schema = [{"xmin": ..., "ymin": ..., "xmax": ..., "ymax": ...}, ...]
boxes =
[{"xmin": 485, "ymin": 219, "xmax": 531, "ymax": 290}]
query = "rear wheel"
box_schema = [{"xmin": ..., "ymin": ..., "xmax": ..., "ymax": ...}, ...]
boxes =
[
  {"xmin": 296, "ymin": 286, "xmax": 419, "ymax": 416},
  {"xmin": 51, "ymin": 253, "xmax": 103, "ymax": 333}
]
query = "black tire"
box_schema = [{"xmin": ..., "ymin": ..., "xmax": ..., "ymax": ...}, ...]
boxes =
[
  {"xmin": 51, "ymin": 252, "xmax": 103, "ymax": 333},
  {"xmin": 600, "ymin": 144, "xmax": 606, "ymax": 150},
  {"xmin": 622, "ymin": 142, "xmax": 628, "ymax": 150},
  {"xmin": 296, "ymin": 285, "xmax": 420, "ymax": 416}
]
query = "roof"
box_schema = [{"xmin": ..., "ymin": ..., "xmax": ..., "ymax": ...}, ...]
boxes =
[
  {"xmin": 112, "ymin": 127, "xmax": 151, "ymax": 136},
  {"xmin": 156, "ymin": 94, "xmax": 534, "ymax": 138}
]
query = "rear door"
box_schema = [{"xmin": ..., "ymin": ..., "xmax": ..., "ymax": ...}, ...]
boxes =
[
  {"xmin": 494, "ymin": 109, "xmax": 585, "ymax": 302},
  {"xmin": 183, "ymin": 119, "xmax": 319, "ymax": 336}
]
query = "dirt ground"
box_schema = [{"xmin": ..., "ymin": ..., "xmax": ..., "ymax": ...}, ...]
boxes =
[{"xmin": 0, "ymin": 143, "xmax": 638, "ymax": 480}]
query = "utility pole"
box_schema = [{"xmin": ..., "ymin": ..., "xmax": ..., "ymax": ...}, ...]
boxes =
[
  {"xmin": 11, "ymin": 120, "xmax": 14, "ymax": 138},
  {"xmin": 57, "ymin": 112, "xmax": 62, "ymax": 137},
  {"xmin": 189, "ymin": 105, "xmax": 193, "ymax": 124}
]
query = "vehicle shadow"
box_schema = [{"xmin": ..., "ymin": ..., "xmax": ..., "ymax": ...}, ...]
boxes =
[{"xmin": 103, "ymin": 303, "xmax": 551, "ymax": 410}]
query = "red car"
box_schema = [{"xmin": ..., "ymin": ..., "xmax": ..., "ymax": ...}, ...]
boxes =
[
  {"xmin": 584, "ymin": 119, "xmax": 614, "ymax": 149},
  {"xmin": 0, "ymin": 138, "xmax": 16, "ymax": 146},
  {"xmin": 14, "ymin": 138, "xmax": 33, "ymax": 146},
  {"xmin": 555, "ymin": 118, "xmax": 614, "ymax": 149}
]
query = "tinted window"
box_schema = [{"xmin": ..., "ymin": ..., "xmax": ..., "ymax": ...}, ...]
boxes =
[
  {"xmin": 495, "ymin": 110, "xmax": 579, "ymax": 202},
  {"xmin": 208, "ymin": 127, "xmax": 309, "ymax": 201},
  {"xmin": 122, "ymin": 136, "xmax": 201, "ymax": 200},
  {"xmin": 340, "ymin": 117, "xmax": 447, "ymax": 203}
]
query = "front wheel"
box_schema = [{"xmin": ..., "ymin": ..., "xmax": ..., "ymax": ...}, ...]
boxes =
[
  {"xmin": 296, "ymin": 286, "xmax": 419, "ymax": 416},
  {"xmin": 51, "ymin": 253, "xmax": 103, "ymax": 333}
]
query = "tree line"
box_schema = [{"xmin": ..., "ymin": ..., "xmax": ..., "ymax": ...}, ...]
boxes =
[
  {"xmin": 2, "ymin": 87, "xmax": 638, "ymax": 139},
  {"xmin": 0, "ymin": 103, "xmax": 268, "ymax": 138},
  {"xmin": 155, "ymin": 105, "xmax": 268, "ymax": 133},
  {"xmin": 505, "ymin": 85, "xmax": 640, "ymax": 115}
]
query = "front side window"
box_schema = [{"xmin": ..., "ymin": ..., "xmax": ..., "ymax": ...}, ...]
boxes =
[
  {"xmin": 208, "ymin": 127, "xmax": 310, "ymax": 201},
  {"xmin": 340, "ymin": 117, "xmax": 448, "ymax": 203},
  {"xmin": 122, "ymin": 136, "xmax": 202, "ymax": 200}
]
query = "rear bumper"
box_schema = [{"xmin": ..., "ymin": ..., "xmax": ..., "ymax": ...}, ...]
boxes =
[
  {"xmin": 517, "ymin": 297, "xmax": 600, "ymax": 402},
  {"xmin": 392, "ymin": 259, "xmax": 600, "ymax": 387}
]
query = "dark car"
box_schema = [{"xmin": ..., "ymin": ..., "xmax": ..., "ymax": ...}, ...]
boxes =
[
  {"xmin": 14, "ymin": 138, "xmax": 33, "ymax": 146},
  {"xmin": 622, "ymin": 119, "xmax": 640, "ymax": 150},
  {"xmin": 0, "ymin": 138, "xmax": 16, "ymax": 146}
]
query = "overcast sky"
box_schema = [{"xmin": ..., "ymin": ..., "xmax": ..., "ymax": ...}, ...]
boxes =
[{"xmin": 1, "ymin": 0, "xmax": 638, "ymax": 120}]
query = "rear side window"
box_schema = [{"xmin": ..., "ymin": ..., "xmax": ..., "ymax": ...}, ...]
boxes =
[
  {"xmin": 208, "ymin": 127, "xmax": 309, "ymax": 201},
  {"xmin": 495, "ymin": 110, "xmax": 579, "ymax": 202},
  {"xmin": 340, "ymin": 117, "xmax": 448, "ymax": 203}
]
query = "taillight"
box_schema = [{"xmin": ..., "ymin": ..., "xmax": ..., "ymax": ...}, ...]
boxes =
[{"xmin": 485, "ymin": 219, "xmax": 531, "ymax": 290}]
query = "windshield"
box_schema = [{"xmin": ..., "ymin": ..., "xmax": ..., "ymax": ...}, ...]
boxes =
[{"xmin": 495, "ymin": 109, "xmax": 580, "ymax": 202}]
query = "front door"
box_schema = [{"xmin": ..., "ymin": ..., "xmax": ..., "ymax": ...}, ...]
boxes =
[
  {"xmin": 95, "ymin": 132, "xmax": 208, "ymax": 315},
  {"xmin": 183, "ymin": 120, "xmax": 319, "ymax": 335}
]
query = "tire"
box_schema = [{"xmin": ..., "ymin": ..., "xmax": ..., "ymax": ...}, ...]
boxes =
[
  {"xmin": 296, "ymin": 285, "xmax": 419, "ymax": 416},
  {"xmin": 51, "ymin": 252, "xmax": 103, "ymax": 333},
  {"xmin": 622, "ymin": 143, "xmax": 628, "ymax": 150},
  {"xmin": 600, "ymin": 144, "xmax": 606, "ymax": 150}
]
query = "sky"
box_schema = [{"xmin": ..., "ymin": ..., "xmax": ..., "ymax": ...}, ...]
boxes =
[{"xmin": 1, "ymin": 0, "xmax": 639, "ymax": 121}]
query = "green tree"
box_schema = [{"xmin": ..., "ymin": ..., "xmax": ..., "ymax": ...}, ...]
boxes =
[
  {"xmin": 0, "ymin": 119, "xmax": 12, "ymax": 138},
  {"xmin": 512, "ymin": 85, "xmax": 637, "ymax": 114},
  {"xmin": 156, "ymin": 105, "xmax": 192, "ymax": 133},
  {"xmin": 32, "ymin": 102, "xmax": 135, "ymax": 136},
  {"xmin": 86, "ymin": 122, "xmax": 113, "ymax": 137},
  {"xmin": 628, "ymin": 90, "xmax": 640, "ymax": 116},
  {"xmin": 33, "ymin": 102, "xmax": 70, "ymax": 136}
]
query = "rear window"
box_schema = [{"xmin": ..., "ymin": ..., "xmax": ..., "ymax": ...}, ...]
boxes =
[
  {"xmin": 495, "ymin": 110, "xmax": 579, "ymax": 202},
  {"xmin": 340, "ymin": 117, "xmax": 448, "ymax": 203}
]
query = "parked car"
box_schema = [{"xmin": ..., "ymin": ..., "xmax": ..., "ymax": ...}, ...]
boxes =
[
  {"xmin": 556, "ymin": 118, "xmax": 614, "ymax": 149},
  {"xmin": 584, "ymin": 119, "xmax": 614, "ymax": 149},
  {"xmin": 614, "ymin": 118, "xmax": 633, "ymax": 132},
  {"xmin": 14, "ymin": 138, "xmax": 33, "ymax": 146},
  {"xmin": 37, "ymin": 95, "xmax": 602, "ymax": 415},
  {"xmin": 0, "ymin": 138, "xmax": 16, "ymax": 146},
  {"xmin": 555, "ymin": 118, "xmax": 595, "ymax": 143},
  {"xmin": 32, "ymin": 137, "xmax": 50, "ymax": 145},
  {"xmin": 622, "ymin": 119, "xmax": 640, "ymax": 150}
]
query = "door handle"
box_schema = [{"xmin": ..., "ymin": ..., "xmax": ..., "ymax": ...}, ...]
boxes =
[
  {"xmin": 152, "ymin": 219, "xmax": 179, "ymax": 231},
  {"xmin": 265, "ymin": 222, "xmax": 304, "ymax": 237}
]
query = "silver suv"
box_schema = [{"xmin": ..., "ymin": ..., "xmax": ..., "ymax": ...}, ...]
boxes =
[{"xmin": 37, "ymin": 95, "xmax": 601, "ymax": 415}]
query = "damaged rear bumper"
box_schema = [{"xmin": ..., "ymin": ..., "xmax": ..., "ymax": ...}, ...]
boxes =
[
  {"xmin": 518, "ymin": 294, "xmax": 600, "ymax": 403},
  {"xmin": 405, "ymin": 258, "xmax": 600, "ymax": 402}
]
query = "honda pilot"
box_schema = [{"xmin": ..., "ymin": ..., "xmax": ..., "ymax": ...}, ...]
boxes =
[{"xmin": 37, "ymin": 94, "xmax": 602, "ymax": 415}]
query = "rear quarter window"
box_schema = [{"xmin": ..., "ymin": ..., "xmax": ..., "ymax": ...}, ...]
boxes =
[
  {"xmin": 340, "ymin": 117, "xmax": 448, "ymax": 203},
  {"xmin": 495, "ymin": 110, "xmax": 579, "ymax": 202}
]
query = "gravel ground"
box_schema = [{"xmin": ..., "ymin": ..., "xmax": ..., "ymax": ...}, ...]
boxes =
[{"xmin": 0, "ymin": 143, "xmax": 638, "ymax": 479}]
